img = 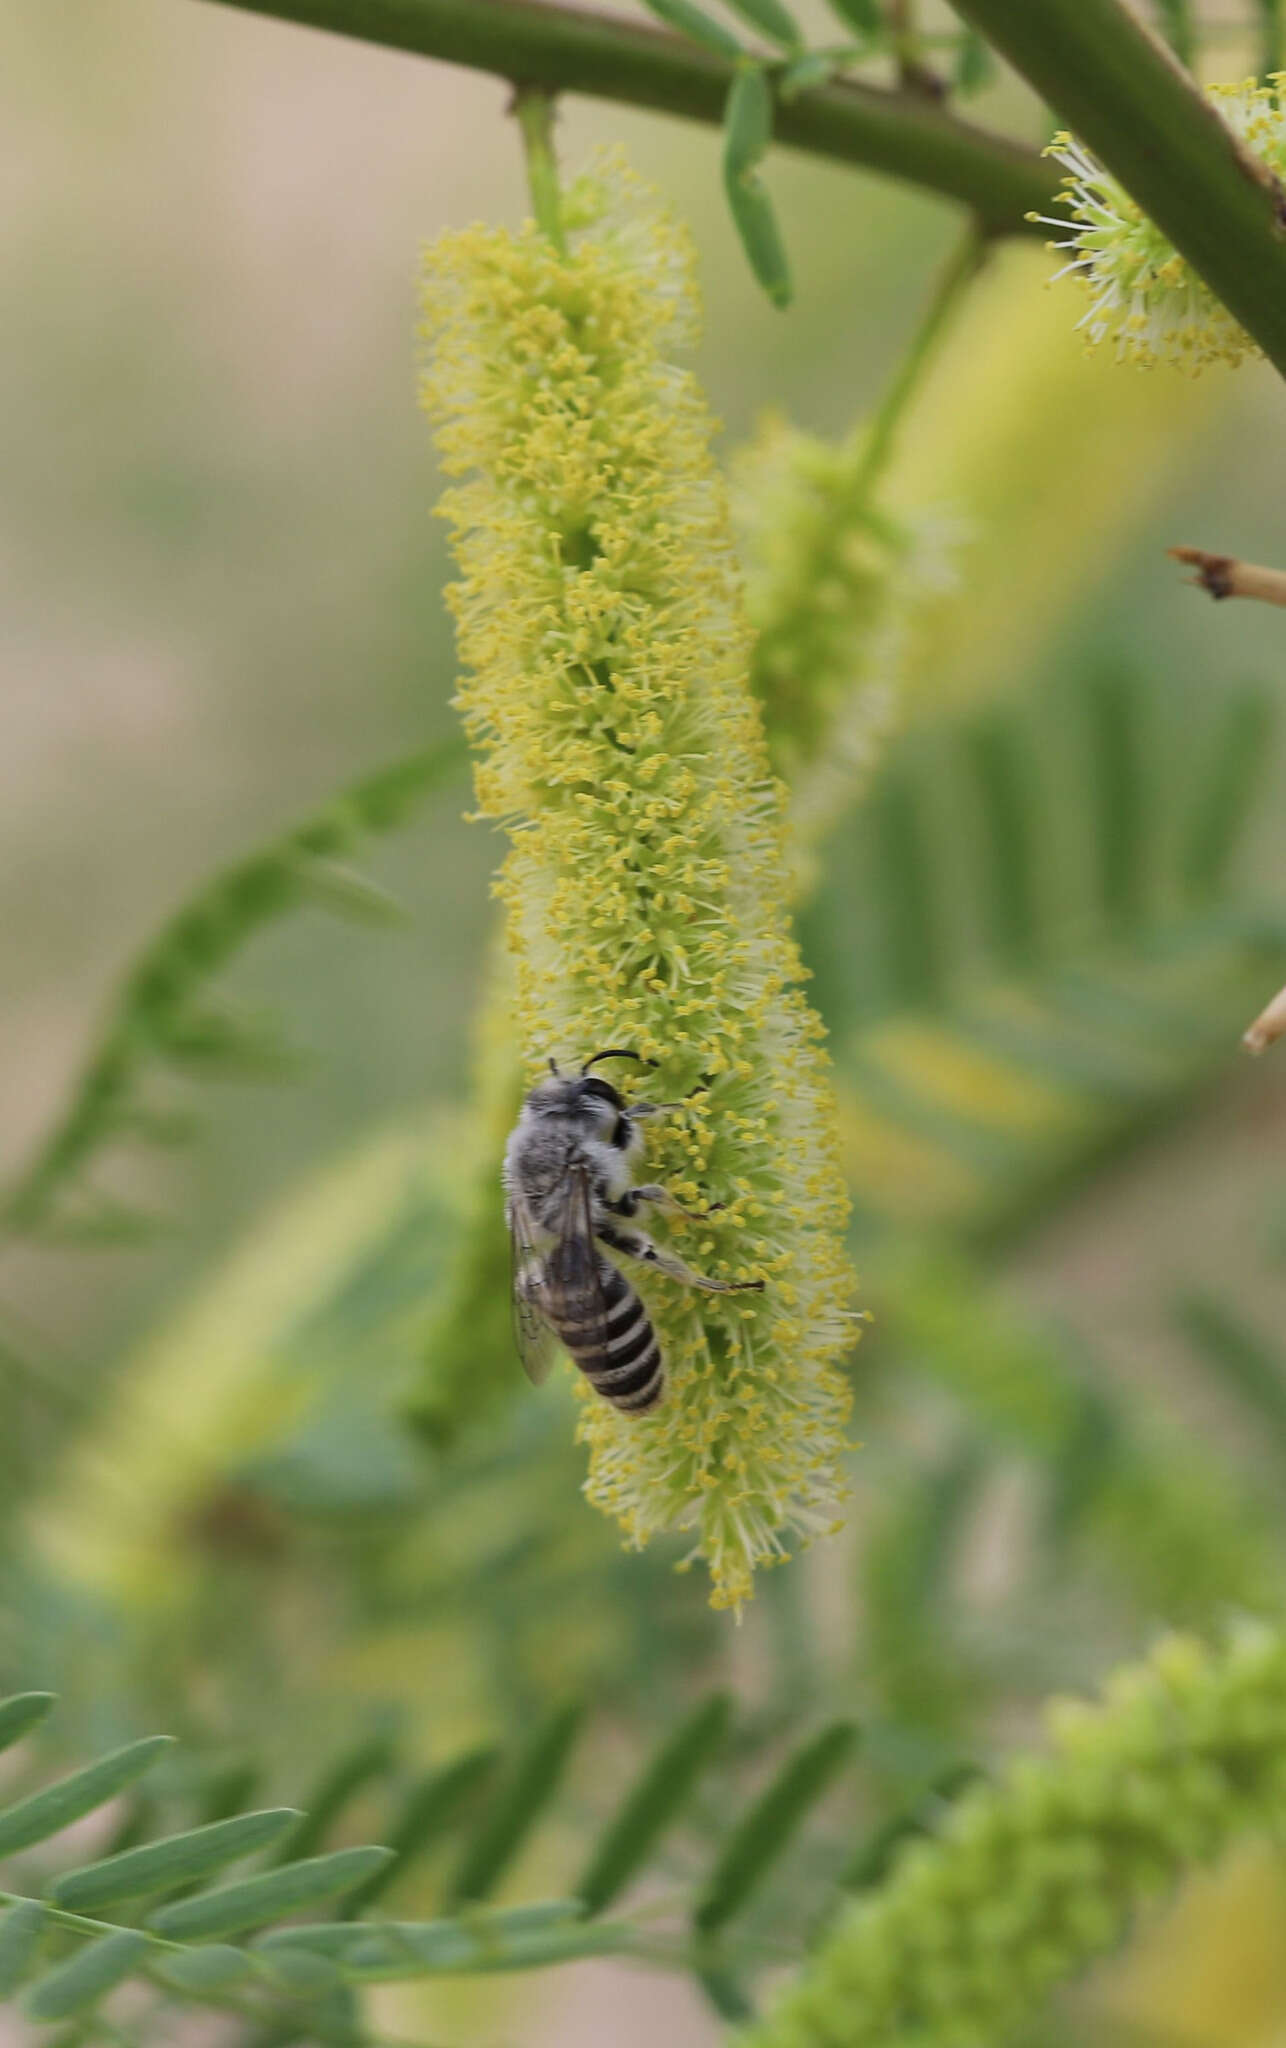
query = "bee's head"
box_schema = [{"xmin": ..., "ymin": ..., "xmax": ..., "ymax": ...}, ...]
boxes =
[{"xmin": 525, "ymin": 1051, "xmax": 649, "ymax": 1129}]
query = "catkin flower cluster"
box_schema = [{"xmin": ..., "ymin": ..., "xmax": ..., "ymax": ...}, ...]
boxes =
[
  {"xmin": 749, "ymin": 1627, "xmax": 1286, "ymax": 2048},
  {"xmin": 420, "ymin": 155, "xmax": 856, "ymax": 1612},
  {"xmin": 1034, "ymin": 79, "xmax": 1286, "ymax": 369},
  {"xmin": 733, "ymin": 416, "xmax": 953, "ymax": 834}
]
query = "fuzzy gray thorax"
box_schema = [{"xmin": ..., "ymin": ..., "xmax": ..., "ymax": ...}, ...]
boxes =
[{"xmin": 503, "ymin": 1075, "xmax": 642, "ymax": 1243}]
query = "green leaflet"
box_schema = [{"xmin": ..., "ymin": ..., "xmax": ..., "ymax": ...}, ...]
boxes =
[
  {"xmin": 954, "ymin": 27, "xmax": 994, "ymax": 93},
  {"xmin": 577, "ymin": 1694, "xmax": 733, "ymax": 1917},
  {"xmin": 22, "ymin": 1931, "xmax": 148, "ymax": 2022},
  {"xmin": 1152, "ymin": 0, "xmax": 1195, "ymax": 65},
  {"xmin": 721, "ymin": 0, "xmax": 802, "ymax": 50},
  {"xmin": 50, "ymin": 1808, "xmax": 300, "ymax": 1912},
  {"xmin": 1176, "ymin": 1293, "xmax": 1286, "ymax": 1465},
  {"xmin": 254, "ymin": 1944, "xmax": 343, "ymax": 1995},
  {"xmin": 1180, "ymin": 685, "xmax": 1273, "ymax": 901},
  {"xmin": 0, "ymin": 1694, "xmax": 55, "ymax": 1756},
  {"xmin": 342, "ymin": 1746, "xmax": 499, "ymax": 1918},
  {"xmin": 638, "ymin": 0, "xmax": 742, "ymax": 56},
  {"xmin": 723, "ymin": 64, "xmax": 793, "ymax": 308},
  {"xmin": 148, "ymin": 1846, "xmax": 394, "ymax": 1941},
  {"xmin": 0, "ymin": 1738, "xmax": 173, "ymax": 1860},
  {"xmin": 778, "ymin": 44, "xmax": 870, "ymax": 97},
  {"xmin": 694, "ymin": 1722, "xmax": 859, "ymax": 1934},
  {"xmin": 0, "ymin": 1903, "xmax": 47, "ymax": 1998},
  {"xmin": 149, "ymin": 1944, "xmax": 254, "ymax": 1995},
  {"xmin": 447, "ymin": 1706, "xmax": 582, "ymax": 1907},
  {"xmin": 823, "ymin": 0, "xmax": 880, "ymax": 27},
  {"xmin": 271, "ymin": 1735, "xmax": 394, "ymax": 1866}
]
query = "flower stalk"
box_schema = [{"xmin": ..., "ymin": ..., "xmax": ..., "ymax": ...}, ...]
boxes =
[
  {"xmin": 420, "ymin": 153, "xmax": 856, "ymax": 1610},
  {"xmin": 514, "ymin": 88, "xmax": 567, "ymax": 256}
]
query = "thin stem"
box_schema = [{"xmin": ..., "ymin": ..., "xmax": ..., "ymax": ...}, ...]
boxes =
[
  {"xmin": 887, "ymin": 0, "xmax": 941, "ymax": 99},
  {"xmin": 514, "ymin": 87, "xmax": 567, "ymax": 252},
  {"xmin": 193, "ymin": 0, "xmax": 1057, "ymax": 235},
  {"xmin": 951, "ymin": 0, "xmax": 1286, "ymax": 381},
  {"xmin": 850, "ymin": 216, "xmax": 987, "ymax": 499},
  {"xmin": 0, "ymin": 1889, "xmax": 185, "ymax": 1954}
]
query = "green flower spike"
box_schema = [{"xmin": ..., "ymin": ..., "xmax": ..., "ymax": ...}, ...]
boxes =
[
  {"xmin": 734, "ymin": 412, "xmax": 956, "ymax": 836},
  {"xmin": 749, "ymin": 1626, "xmax": 1286, "ymax": 2048}
]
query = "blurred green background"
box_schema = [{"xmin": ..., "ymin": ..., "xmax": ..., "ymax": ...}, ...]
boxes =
[{"xmin": 8, "ymin": 3, "xmax": 1286, "ymax": 2043}]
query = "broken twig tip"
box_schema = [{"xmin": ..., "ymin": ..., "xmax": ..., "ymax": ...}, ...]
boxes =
[
  {"xmin": 1169, "ymin": 545, "xmax": 1286, "ymax": 609},
  {"xmin": 1243, "ymin": 981, "xmax": 1286, "ymax": 1057}
]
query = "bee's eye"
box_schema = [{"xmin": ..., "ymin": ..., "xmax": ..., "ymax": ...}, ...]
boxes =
[{"xmin": 579, "ymin": 1077, "xmax": 621, "ymax": 1109}]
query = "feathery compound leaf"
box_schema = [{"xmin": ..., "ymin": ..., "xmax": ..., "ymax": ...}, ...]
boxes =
[
  {"xmin": 342, "ymin": 1746, "xmax": 498, "ymax": 1918},
  {"xmin": 447, "ymin": 1707, "xmax": 582, "ymax": 1908},
  {"xmin": 2, "ymin": 735, "xmax": 465, "ymax": 1241},
  {"xmin": 639, "ymin": 0, "xmax": 742, "ymax": 55},
  {"xmin": 148, "ymin": 1845, "xmax": 393, "ymax": 1941},
  {"xmin": 0, "ymin": 1694, "xmax": 56, "ymax": 1756},
  {"xmin": 0, "ymin": 1738, "xmax": 173, "ymax": 1859},
  {"xmin": 0, "ymin": 1902, "xmax": 47, "ymax": 1997},
  {"xmin": 694, "ymin": 1722, "xmax": 858, "ymax": 1935},
  {"xmin": 51, "ymin": 1808, "xmax": 300, "ymax": 1912},
  {"xmin": 721, "ymin": 0, "xmax": 802, "ymax": 51},
  {"xmin": 22, "ymin": 1931, "xmax": 148, "ymax": 2022},
  {"xmin": 723, "ymin": 64, "xmax": 793, "ymax": 308},
  {"xmin": 576, "ymin": 1693, "xmax": 733, "ymax": 1917}
]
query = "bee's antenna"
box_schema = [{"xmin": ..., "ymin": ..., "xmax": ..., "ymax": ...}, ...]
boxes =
[
  {"xmin": 581, "ymin": 1048, "xmax": 657, "ymax": 1075},
  {"xmin": 548, "ymin": 1056, "xmax": 561, "ymax": 1077}
]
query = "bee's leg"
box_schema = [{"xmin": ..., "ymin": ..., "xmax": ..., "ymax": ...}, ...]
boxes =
[
  {"xmin": 597, "ymin": 1221, "xmax": 763, "ymax": 1295},
  {"xmin": 603, "ymin": 1186, "xmax": 721, "ymax": 1223},
  {"xmin": 625, "ymin": 1100, "xmax": 686, "ymax": 1120}
]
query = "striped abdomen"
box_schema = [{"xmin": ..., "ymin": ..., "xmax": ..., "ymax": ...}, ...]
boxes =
[{"xmin": 549, "ymin": 1256, "xmax": 664, "ymax": 1414}]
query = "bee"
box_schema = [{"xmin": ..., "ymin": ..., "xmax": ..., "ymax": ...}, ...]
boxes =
[{"xmin": 504, "ymin": 1050, "xmax": 764, "ymax": 1414}]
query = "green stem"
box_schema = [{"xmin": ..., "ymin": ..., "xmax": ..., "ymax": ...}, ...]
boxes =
[
  {"xmin": 193, "ymin": 0, "xmax": 1057, "ymax": 234},
  {"xmin": 0, "ymin": 1890, "xmax": 185, "ymax": 1954},
  {"xmin": 951, "ymin": 0, "xmax": 1286, "ymax": 381},
  {"xmin": 850, "ymin": 216, "xmax": 986, "ymax": 499},
  {"xmin": 514, "ymin": 87, "xmax": 567, "ymax": 252}
]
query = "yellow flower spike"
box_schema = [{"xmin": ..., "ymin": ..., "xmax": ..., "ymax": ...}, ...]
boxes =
[
  {"xmin": 1033, "ymin": 81, "xmax": 1286, "ymax": 368},
  {"xmin": 421, "ymin": 151, "xmax": 856, "ymax": 1613}
]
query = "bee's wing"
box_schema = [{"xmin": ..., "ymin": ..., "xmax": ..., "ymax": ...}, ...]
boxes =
[
  {"xmin": 545, "ymin": 1161, "xmax": 612, "ymax": 1365},
  {"xmin": 508, "ymin": 1189, "xmax": 559, "ymax": 1389}
]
